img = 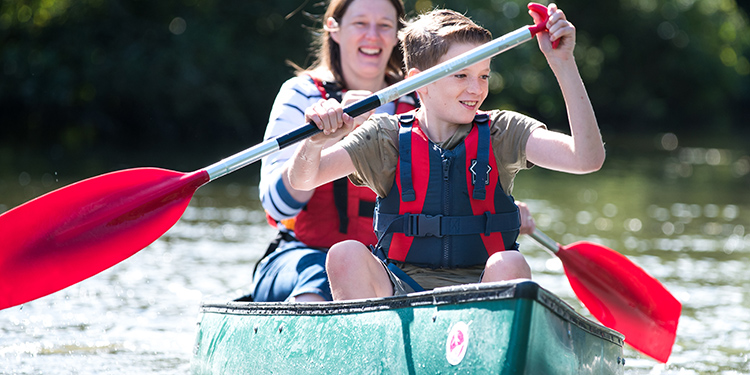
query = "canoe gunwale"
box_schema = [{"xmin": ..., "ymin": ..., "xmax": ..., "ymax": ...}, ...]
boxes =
[
  {"xmin": 200, "ymin": 280, "xmax": 623, "ymax": 347},
  {"xmin": 534, "ymin": 287, "xmax": 625, "ymax": 347}
]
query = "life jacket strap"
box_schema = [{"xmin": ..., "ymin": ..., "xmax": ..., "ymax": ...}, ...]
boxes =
[
  {"xmin": 398, "ymin": 114, "xmax": 417, "ymax": 202},
  {"xmin": 332, "ymin": 178, "xmax": 349, "ymax": 233},
  {"xmin": 374, "ymin": 211, "xmax": 520, "ymax": 238},
  {"xmin": 472, "ymin": 113, "xmax": 491, "ymax": 200},
  {"xmin": 311, "ymin": 75, "xmax": 355, "ymax": 235}
]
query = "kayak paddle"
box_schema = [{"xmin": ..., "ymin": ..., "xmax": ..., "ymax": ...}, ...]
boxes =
[
  {"xmin": 529, "ymin": 228, "xmax": 681, "ymax": 363},
  {"xmin": 0, "ymin": 3, "xmax": 557, "ymax": 310}
]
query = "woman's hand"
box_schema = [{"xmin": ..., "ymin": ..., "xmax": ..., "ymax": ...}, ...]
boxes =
[{"xmin": 516, "ymin": 201, "xmax": 536, "ymax": 235}]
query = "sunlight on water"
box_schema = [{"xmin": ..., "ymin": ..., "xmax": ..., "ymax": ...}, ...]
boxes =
[
  {"xmin": 513, "ymin": 135, "xmax": 750, "ymax": 374},
  {"xmin": 1, "ymin": 136, "xmax": 749, "ymax": 374}
]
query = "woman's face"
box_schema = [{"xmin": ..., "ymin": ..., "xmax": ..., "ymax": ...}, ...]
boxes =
[{"xmin": 329, "ymin": 0, "xmax": 398, "ymax": 87}]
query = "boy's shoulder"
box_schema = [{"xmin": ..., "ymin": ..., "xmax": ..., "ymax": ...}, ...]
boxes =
[
  {"xmin": 346, "ymin": 113, "xmax": 401, "ymax": 147},
  {"xmin": 487, "ymin": 109, "xmax": 545, "ymax": 132},
  {"xmin": 360, "ymin": 109, "xmax": 541, "ymax": 135},
  {"xmin": 367, "ymin": 112, "xmax": 402, "ymax": 130},
  {"xmin": 487, "ymin": 109, "xmax": 524, "ymax": 124},
  {"xmin": 349, "ymin": 113, "xmax": 402, "ymax": 150}
]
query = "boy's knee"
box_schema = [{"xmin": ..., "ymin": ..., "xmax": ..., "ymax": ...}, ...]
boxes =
[
  {"xmin": 488, "ymin": 250, "xmax": 524, "ymax": 263},
  {"xmin": 326, "ymin": 240, "xmax": 368, "ymax": 273},
  {"xmin": 484, "ymin": 251, "xmax": 531, "ymax": 282},
  {"xmin": 328, "ymin": 240, "xmax": 365, "ymax": 257}
]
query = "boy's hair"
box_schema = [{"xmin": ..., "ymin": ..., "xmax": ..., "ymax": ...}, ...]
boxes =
[{"xmin": 399, "ymin": 9, "xmax": 492, "ymax": 71}]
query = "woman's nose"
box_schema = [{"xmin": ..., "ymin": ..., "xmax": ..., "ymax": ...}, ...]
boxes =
[{"xmin": 365, "ymin": 24, "xmax": 379, "ymax": 39}]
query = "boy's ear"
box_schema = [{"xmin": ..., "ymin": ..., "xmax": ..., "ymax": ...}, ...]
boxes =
[
  {"xmin": 326, "ymin": 17, "xmax": 340, "ymax": 43},
  {"xmin": 408, "ymin": 68, "xmax": 428, "ymax": 96}
]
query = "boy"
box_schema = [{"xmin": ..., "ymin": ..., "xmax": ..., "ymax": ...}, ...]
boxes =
[{"xmin": 287, "ymin": 4, "xmax": 605, "ymax": 300}]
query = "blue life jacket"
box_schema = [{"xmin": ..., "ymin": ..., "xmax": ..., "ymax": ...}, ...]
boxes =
[{"xmin": 373, "ymin": 112, "xmax": 521, "ymax": 269}]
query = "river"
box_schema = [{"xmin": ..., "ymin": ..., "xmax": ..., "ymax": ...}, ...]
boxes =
[{"xmin": 1, "ymin": 134, "xmax": 749, "ymax": 374}]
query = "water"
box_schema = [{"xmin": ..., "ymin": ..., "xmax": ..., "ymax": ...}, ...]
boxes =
[{"xmin": 1, "ymin": 136, "xmax": 749, "ymax": 374}]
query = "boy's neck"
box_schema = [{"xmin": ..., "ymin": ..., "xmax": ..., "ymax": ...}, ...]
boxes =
[{"xmin": 416, "ymin": 108, "xmax": 460, "ymax": 144}]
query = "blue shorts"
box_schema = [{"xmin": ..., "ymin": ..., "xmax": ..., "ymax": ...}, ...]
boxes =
[{"xmin": 251, "ymin": 239, "xmax": 331, "ymax": 302}]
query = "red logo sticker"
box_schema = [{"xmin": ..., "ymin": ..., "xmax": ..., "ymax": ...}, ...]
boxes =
[{"xmin": 446, "ymin": 321, "xmax": 470, "ymax": 365}]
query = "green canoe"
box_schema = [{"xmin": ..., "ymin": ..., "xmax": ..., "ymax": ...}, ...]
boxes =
[{"xmin": 190, "ymin": 280, "xmax": 625, "ymax": 374}]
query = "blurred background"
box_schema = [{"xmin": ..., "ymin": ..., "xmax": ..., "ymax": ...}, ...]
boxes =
[
  {"xmin": 0, "ymin": 0, "xmax": 748, "ymax": 180},
  {"xmin": 1, "ymin": 1, "xmax": 750, "ymax": 374}
]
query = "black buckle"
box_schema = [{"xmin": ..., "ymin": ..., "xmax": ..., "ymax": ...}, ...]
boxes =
[
  {"xmin": 474, "ymin": 112, "xmax": 490, "ymax": 124},
  {"xmin": 407, "ymin": 214, "xmax": 443, "ymax": 237},
  {"xmin": 399, "ymin": 114, "xmax": 415, "ymax": 125}
]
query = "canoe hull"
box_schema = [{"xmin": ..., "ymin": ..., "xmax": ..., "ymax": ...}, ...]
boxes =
[{"xmin": 191, "ymin": 280, "xmax": 624, "ymax": 374}]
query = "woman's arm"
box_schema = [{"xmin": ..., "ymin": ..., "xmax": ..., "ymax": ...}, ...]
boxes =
[{"xmin": 259, "ymin": 77, "xmax": 321, "ymax": 220}]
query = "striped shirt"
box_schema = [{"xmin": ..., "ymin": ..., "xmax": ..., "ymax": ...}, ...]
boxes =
[{"xmin": 259, "ymin": 75, "xmax": 396, "ymax": 222}]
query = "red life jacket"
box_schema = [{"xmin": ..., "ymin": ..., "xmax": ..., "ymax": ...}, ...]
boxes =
[
  {"xmin": 373, "ymin": 112, "xmax": 521, "ymax": 268},
  {"xmin": 266, "ymin": 76, "xmax": 418, "ymax": 249}
]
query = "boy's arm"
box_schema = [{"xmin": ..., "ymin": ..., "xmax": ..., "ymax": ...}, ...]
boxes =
[
  {"xmin": 525, "ymin": 3, "xmax": 606, "ymax": 174},
  {"xmin": 287, "ymin": 98, "xmax": 359, "ymax": 191},
  {"xmin": 264, "ymin": 89, "xmax": 375, "ymax": 218}
]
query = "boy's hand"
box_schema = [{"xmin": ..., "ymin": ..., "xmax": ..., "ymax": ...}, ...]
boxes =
[
  {"xmin": 304, "ymin": 98, "xmax": 356, "ymax": 146},
  {"xmin": 342, "ymin": 90, "xmax": 377, "ymax": 128},
  {"xmin": 529, "ymin": 3, "xmax": 575, "ymax": 59}
]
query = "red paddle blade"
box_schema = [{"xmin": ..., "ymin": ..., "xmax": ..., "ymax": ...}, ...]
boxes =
[
  {"xmin": 0, "ymin": 168, "xmax": 209, "ymax": 310},
  {"xmin": 557, "ymin": 241, "xmax": 681, "ymax": 363}
]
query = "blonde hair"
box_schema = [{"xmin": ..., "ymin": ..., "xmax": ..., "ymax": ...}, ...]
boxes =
[{"xmin": 399, "ymin": 9, "xmax": 491, "ymax": 71}]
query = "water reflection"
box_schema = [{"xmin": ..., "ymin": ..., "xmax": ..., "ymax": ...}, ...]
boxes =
[
  {"xmin": 510, "ymin": 134, "xmax": 750, "ymax": 373},
  {"xmin": 0, "ymin": 137, "xmax": 749, "ymax": 374}
]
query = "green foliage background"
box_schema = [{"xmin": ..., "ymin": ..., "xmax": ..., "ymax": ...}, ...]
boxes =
[{"xmin": 1, "ymin": 0, "xmax": 748, "ymax": 174}]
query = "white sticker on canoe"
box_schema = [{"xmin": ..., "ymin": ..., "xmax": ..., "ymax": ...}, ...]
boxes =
[{"xmin": 446, "ymin": 321, "xmax": 469, "ymax": 365}]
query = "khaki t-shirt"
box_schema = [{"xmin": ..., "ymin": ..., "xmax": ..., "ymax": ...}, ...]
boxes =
[{"xmin": 339, "ymin": 109, "xmax": 546, "ymax": 197}]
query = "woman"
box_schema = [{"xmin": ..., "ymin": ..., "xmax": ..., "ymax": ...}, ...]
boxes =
[{"xmin": 251, "ymin": 0, "xmax": 416, "ymax": 302}]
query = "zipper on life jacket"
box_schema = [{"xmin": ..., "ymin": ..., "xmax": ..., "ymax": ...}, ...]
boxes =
[{"xmin": 441, "ymin": 154, "xmax": 451, "ymax": 268}]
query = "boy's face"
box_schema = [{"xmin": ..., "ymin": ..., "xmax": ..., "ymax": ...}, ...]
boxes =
[{"xmin": 417, "ymin": 42, "xmax": 490, "ymax": 125}]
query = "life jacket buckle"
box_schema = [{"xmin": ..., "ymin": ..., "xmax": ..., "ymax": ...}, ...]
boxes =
[
  {"xmin": 407, "ymin": 214, "xmax": 443, "ymax": 237},
  {"xmin": 474, "ymin": 112, "xmax": 490, "ymax": 124},
  {"xmin": 399, "ymin": 114, "xmax": 415, "ymax": 126}
]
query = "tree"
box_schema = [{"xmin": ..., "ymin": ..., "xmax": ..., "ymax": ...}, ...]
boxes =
[{"xmin": 0, "ymin": 0, "xmax": 748, "ymax": 175}]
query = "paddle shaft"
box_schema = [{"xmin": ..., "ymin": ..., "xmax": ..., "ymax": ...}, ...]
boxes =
[
  {"xmin": 0, "ymin": 4, "xmax": 558, "ymax": 311},
  {"xmin": 203, "ymin": 22, "xmax": 542, "ymax": 181},
  {"xmin": 528, "ymin": 228, "xmax": 560, "ymax": 254}
]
